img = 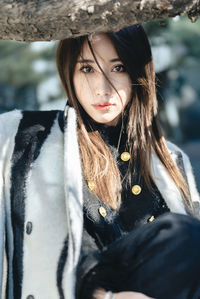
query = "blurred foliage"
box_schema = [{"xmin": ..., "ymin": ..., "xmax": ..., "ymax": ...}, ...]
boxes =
[
  {"xmin": 145, "ymin": 17, "xmax": 200, "ymax": 59},
  {"xmin": 168, "ymin": 18, "xmax": 200, "ymax": 58},
  {"xmin": 0, "ymin": 40, "xmax": 57, "ymax": 88},
  {"xmin": 144, "ymin": 17, "xmax": 200, "ymax": 143},
  {"xmin": 37, "ymin": 43, "xmax": 57, "ymax": 61}
]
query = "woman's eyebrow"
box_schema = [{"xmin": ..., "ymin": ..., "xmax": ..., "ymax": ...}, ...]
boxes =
[
  {"xmin": 110, "ymin": 58, "xmax": 121, "ymax": 62},
  {"xmin": 77, "ymin": 58, "xmax": 121, "ymax": 63},
  {"xmin": 77, "ymin": 59, "xmax": 94, "ymax": 63}
]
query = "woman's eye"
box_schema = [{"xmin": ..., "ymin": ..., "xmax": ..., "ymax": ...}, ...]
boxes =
[
  {"xmin": 80, "ymin": 65, "xmax": 93, "ymax": 73},
  {"xmin": 113, "ymin": 64, "xmax": 126, "ymax": 72}
]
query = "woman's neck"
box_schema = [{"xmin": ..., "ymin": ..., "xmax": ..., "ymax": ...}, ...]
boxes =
[{"xmin": 91, "ymin": 117, "xmax": 127, "ymax": 148}]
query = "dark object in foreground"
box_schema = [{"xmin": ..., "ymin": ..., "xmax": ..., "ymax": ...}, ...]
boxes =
[{"xmin": 77, "ymin": 213, "xmax": 200, "ymax": 299}]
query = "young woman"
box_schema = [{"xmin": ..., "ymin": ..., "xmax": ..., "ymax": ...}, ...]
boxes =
[{"xmin": 0, "ymin": 24, "xmax": 200, "ymax": 299}]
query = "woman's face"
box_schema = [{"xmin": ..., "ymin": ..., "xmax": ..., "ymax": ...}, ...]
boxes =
[{"xmin": 73, "ymin": 34, "xmax": 132, "ymax": 126}]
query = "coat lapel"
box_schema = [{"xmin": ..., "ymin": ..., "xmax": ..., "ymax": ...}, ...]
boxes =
[
  {"xmin": 62, "ymin": 106, "xmax": 83, "ymax": 299},
  {"xmin": 151, "ymin": 151, "xmax": 186, "ymax": 215}
]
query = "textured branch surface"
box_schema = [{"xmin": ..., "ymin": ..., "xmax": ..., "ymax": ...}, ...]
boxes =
[{"xmin": 0, "ymin": 0, "xmax": 199, "ymax": 41}]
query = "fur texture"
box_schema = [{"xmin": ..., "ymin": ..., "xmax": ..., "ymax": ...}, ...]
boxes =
[
  {"xmin": 21, "ymin": 114, "xmax": 67, "ymax": 299},
  {"xmin": 0, "ymin": 110, "xmax": 23, "ymax": 299}
]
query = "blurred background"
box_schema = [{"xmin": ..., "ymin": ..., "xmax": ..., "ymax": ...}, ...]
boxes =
[{"xmin": 0, "ymin": 16, "xmax": 200, "ymax": 189}]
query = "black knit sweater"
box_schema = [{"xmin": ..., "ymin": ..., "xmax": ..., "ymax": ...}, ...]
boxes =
[{"xmin": 82, "ymin": 120, "xmax": 169, "ymax": 246}]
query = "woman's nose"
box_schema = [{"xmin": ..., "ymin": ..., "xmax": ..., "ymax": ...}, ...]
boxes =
[{"xmin": 95, "ymin": 75, "xmax": 112, "ymax": 97}]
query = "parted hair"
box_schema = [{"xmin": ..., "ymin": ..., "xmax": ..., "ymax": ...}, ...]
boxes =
[{"xmin": 56, "ymin": 25, "xmax": 192, "ymax": 211}]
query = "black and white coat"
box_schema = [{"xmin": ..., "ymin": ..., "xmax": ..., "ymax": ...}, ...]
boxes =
[{"xmin": 0, "ymin": 107, "xmax": 199, "ymax": 299}]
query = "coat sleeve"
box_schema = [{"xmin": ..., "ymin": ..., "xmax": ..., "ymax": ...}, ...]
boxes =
[
  {"xmin": 181, "ymin": 149, "xmax": 200, "ymax": 217},
  {"xmin": 167, "ymin": 141, "xmax": 200, "ymax": 217},
  {"xmin": 0, "ymin": 110, "xmax": 22, "ymax": 297}
]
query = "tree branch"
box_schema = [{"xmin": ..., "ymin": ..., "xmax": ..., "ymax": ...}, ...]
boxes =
[{"xmin": 0, "ymin": 0, "xmax": 199, "ymax": 42}]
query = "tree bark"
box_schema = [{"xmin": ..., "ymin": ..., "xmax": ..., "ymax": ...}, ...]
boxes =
[{"xmin": 0, "ymin": 0, "xmax": 199, "ymax": 42}]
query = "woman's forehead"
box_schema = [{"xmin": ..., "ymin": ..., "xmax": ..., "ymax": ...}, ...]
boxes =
[{"xmin": 80, "ymin": 33, "xmax": 118, "ymax": 60}]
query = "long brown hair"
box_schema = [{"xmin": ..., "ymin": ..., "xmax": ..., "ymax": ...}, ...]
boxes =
[{"xmin": 56, "ymin": 25, "xmax": 192, "ymax": 211}]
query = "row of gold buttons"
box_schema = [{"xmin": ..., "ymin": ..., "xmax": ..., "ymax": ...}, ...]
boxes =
[
  {"xmin": 121, "ymin": 152, "xmax": 141, "ymax": 195},
  {"xmin": 88, "ymin": 181, "xmax": 142, "ymax": 196},
  {"xmin": 87, "ymin": 152, "xmax": 144, "ymax": 218},
  {"xmin": 87, "ymin": 181, "xmax": 107, "ymax": 217},
  {"xmin": 98, "ymin": 208, "xmax": 155, "ymax": 221}
]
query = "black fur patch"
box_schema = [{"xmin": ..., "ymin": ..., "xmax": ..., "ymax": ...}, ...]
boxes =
[
  {"xmin": 10, "ymin": 110, "xmax": 60, "ymax": 298},
  {"xmin": 58, "ymin": 110, "xmax": 64, "ymax": 133},
  {"xmin": 57, "ymin": 235, "xmax": 68, "ymax": 299}
]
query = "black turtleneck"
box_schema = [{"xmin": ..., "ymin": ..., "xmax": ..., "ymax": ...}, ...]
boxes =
[{"xmin": 91, "ymin": 118, "xmax": 126, "ymax": 148}]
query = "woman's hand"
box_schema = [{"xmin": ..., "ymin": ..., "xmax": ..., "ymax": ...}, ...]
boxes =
[
  {"xmin": 113, "ymin": 292, "xmax": 154, "ymax": 299},
  {"xmin": 93, "ymin": 289, "xmax": 155, "ymax": 299}
]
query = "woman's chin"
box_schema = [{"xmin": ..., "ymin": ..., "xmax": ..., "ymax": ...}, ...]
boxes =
[{"xmin": 93, "ymin": 118, "xmax": 118, "ymax": 126}]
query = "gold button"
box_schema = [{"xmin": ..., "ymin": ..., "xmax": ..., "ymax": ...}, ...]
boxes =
[
  {"xmin": 131, "ymin": 185, "xmax": 142, "ymax": 195},
  {"xmin": 120, "ymin": 152, "xmax": 131, "ymax": 161},
  {"xmin": 88, "ymin": 181, "xmax": 96, "ymax": 191},
  {"xmin": 148, "ymin": 215, "xmax": 155, "ymax": 222},
  {"xmin": 99, "ymin": 206, "xmax": 107, "ymax": 218}
]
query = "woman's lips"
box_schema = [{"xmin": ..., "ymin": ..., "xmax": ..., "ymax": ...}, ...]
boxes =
[{"xmin": 93, "ymin": 103, "xmax": 114, "ymax": 111}]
